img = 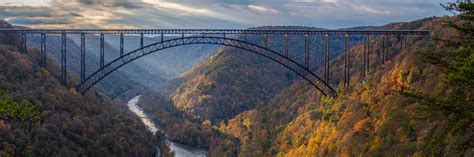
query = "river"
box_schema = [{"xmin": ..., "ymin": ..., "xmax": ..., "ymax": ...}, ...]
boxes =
[{"xmin": 127, "ymin": 95, "xmax": 208, "ymax": 157}]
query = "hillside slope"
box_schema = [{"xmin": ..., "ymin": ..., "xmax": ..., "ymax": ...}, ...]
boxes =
[
  {"xmin": 0, "ymin": 22, "xmax": 158, "ymax": 156},
  {"xmin": 217, "ymin": 17, "xmax": 473, "ymax": 156}
]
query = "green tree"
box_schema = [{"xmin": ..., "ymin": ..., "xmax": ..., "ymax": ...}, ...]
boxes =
[
  {"xmin": 0, "ymin": 95, "xmax": 46, "ymax": 132},
  {"xmin": 403, "ymin": 1, "xmax": 474, "ymax": 156}
]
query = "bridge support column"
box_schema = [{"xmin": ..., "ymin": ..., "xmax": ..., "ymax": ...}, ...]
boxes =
[
  {"xmin": 40, "ymin": 33, "xmax": 46, "ymax": 67},
  {"xmin": 382, "ymin": 35, "xmax": 385, "ymax": 64},
  {"xmin": 61, "ymin": 33, "xmax": 67, "ymax": 87},
  {"xmin": 344, "ymin": 34, "xmax": 350, "ymax": 87},
  {"xmin": 264, "ymin": 33, "xmax": 268, "ymax": 48},
  {"xmin": 120, "ymin": 33, "xmax": 124, "ymax": 57},
  {"xmin": 161, "ymin": 32, "xmax": 164, "ymax": 42},
  {"xmin": 140, "ymin": 33, "xmax": 144, "ymax": 47},
  {"xmin": 80, "ymin": 33, "xmax": 85, "ymax": 82},
  {"xmin": 324, "ymin": 33, "xmax": 330, "ymax": 84},
  {"xmin": 243, "ymin": 33, "xmax": 247, "ymax": 42},
  {"xmin": 305, "ymin": 33, "xmax": 309, "ymax": 69},
  {"xmin": 284, "ymin": 33, "xmax": 288, "ymax": 58},
  {"xmin": 21, "ymin": 33, "xmax": 27, "ymax": 53},
  {"xmin": 363, "ymin": 35, "xmax": 370, "ymax": 80},
  {"xmin": 100, "ymin": 33, "xmax": 104, "ymax": 68},
  {"xmin": 400, "ymin": 35, "xmax": 404, "ymax": 51}
]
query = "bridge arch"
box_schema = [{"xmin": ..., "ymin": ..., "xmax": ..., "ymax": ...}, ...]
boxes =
[{"xmin": 76, "ymin": 36, "xmax": 337, "ymax": 97}]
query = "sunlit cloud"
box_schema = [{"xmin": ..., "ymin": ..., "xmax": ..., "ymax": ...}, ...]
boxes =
[
  {"xmin": 143, "ymin": 0, "xmax": 213, "ymax": 15},
  {"xmin": 248, "ymin": 5, "xmax": 279, "ymax": 14}
]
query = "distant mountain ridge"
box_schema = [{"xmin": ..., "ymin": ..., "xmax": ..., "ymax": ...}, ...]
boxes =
[{"xmin": 104, "ymin": 35, "xmax": 219, "ymax": 79}]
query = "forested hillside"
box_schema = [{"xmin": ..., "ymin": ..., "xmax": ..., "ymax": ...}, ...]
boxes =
[
  {"xmin": 0, "ymin": 21, "xmax": 158, "ymax": 156},
  {"xmin": 141, "ymin": 11, "xmax": 472, "ymax": 156},
  {"xmin": 216, "ymin": 16, "xmax": 473, "ymax": 156}
]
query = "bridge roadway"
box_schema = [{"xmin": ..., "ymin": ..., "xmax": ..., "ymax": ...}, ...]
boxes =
[{"xmin": 0, "ymin": 28, "xmax": 429, "ymax": 35}]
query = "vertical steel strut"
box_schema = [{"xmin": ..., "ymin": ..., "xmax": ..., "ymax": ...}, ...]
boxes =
[
  {"xmin": 364, "ymin": 35, "xmax": 370, "ymax": 80},
  {"xmin": 243, "ymin": 33, "xmax": 247, "ymax": 42},
  {"xmin": 264, "ymin": 33, "xmax": 268, "ymax": 48},
  {"xmin": 344, "ymin": 34, "xmax": 350, "ymax": 87},
  {"xmin": 407, "ymin": 36, "xmax": 412, "ymax": 51},
  {"xmin": 161, "ymin": 32, "xmax": 164, "ymax": 42},
  {"xmin": 284, "ymin": 33, "xmax": 288, "ymax": 58},
  {"xmin": 400, "ymin": 35, "xmax": 404, "ymax": 50},
  {"xmin": 21, "ymin": 33, "xmax": 27, "ymax": 53},
  {"xmin": 120, "ymin": 33, "xmax": 124, "ymax": 57},
  {"xmin": 61, "ymin": 33, "xmax": 67, "ymax": 87},
  {"xmin": 387, "ymin": 35, "xmax": 390, "ymax": 61},
  {"xmin": 304, "ymin": 33, "xmax": 309, "ymax": 69},
  {"xmin": 382, "ymin": 35, "xmax": 385, "ymax": 64},
  {"xmin": 80, "ymin": 33, "xmax": 85, "ymax": 82},
  {"xmin": 40, "ymin": 33, "xmax": 46, "ymax": 67},
  {"xmin": 315, "ymin": 34, "xmax": 320, "ymax": 68},
  {"xmin": 140, "ymin": 33, "xmax": 144, "ymax": 47},
  {"xmin": 324, "ymin": 33, "xmax": 329, "ymax": 84},
  {"xmin": 100, "ymin": 33, "xmax": 104, "ymax": 68},
  {"xmin": 363, "ymin": 35, "xmax": 367, "ymax": 80}
]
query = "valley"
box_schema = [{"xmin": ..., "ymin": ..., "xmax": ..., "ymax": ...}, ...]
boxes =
[{"xmin": 1, "ymin": 1, "xmax": 473, "ymax": 156}]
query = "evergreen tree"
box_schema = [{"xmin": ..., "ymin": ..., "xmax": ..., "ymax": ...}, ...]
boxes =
[
  {"xmin": 403, "ymin": 1, "xmax": 473, "ymax": 155},
  {"xmin": 0, "ymin": 92, "xmax": 46, "ymax": 132}
]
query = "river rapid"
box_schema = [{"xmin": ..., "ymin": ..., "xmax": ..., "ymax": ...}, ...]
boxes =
[{"xmin": 127, "ymin": 95, "xmax": 208, "ymax": 157}]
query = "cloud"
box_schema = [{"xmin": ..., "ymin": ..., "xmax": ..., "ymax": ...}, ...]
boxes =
[
  {"xmin": 57, "ymin": 0, "xmax": 142, "ymax": 9},
  {"xmin": 248, "ymin": 5, "xmax": 278, "ymax": 14},
  {"xmin": 0, "ymin": 0, "xmax": 451, "ymax": 29},
  {"xmin": 353, "ymin": 5, "xmax": 389, "ymax": 15},
  {"xmin": 142, "ymin": 0, "xmax": 218, "ymax": 17},
  {"xmin": 293, "ymin": 0, "xmax": 337, "ymax": 2},
  {"xmin": 0, "ymin": 5, "xmax": 55, "ymax": 18}
]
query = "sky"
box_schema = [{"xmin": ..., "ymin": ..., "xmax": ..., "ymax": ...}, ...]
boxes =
[{"xmin": 0, "ymin": 0, "xmax": 452, "ymax": 29}]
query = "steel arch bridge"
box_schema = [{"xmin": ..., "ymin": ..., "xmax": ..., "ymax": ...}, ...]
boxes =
[{"xmin": 0, "ymin": 29, "xmax": 429, "ymax": 97}]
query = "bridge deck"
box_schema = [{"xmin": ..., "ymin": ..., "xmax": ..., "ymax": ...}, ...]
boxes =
[{"xmin": 0, "ymin": 29, "xmax": 429, "ymax": 35}]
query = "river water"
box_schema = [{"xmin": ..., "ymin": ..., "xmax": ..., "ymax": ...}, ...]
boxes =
[{"xmin": 127, "ymin": 95, "xmax": 208, "ymax": 157}]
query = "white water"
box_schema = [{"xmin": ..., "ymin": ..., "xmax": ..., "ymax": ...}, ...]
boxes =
[{"xmin": 127, "ymin": 95, "xmax": 208, "ymax": 157}]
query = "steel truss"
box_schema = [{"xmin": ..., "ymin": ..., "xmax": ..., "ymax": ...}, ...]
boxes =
[
  {"xmin": 76, "ymin": 36, "xmax": 338, "ymax": 97},
  {"xmin": 0, "ymin": 29, "xmax": 429, "ymax": 97}
]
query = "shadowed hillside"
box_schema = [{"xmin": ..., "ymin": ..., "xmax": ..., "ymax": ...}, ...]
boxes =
[{"xmin": 0, "ymin": 21, "xmax": 159, "ymax": 156}]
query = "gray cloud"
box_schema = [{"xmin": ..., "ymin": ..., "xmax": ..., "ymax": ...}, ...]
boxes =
[
  {"xmin": 53, "ymin": 0, "xmax": 142, "ymax": 8},
  {"xmin": 7, "ymin": 17, "xmax": 72, "ymax": 25},
  {"xmin": 0, "ymin": 6, "xmax": 55, "ymax": 18}
]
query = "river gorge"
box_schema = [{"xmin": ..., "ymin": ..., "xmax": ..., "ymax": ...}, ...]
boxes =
[{"xmin": 127, "ymin": 95, "xmax": 208, "ymax": 157}]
